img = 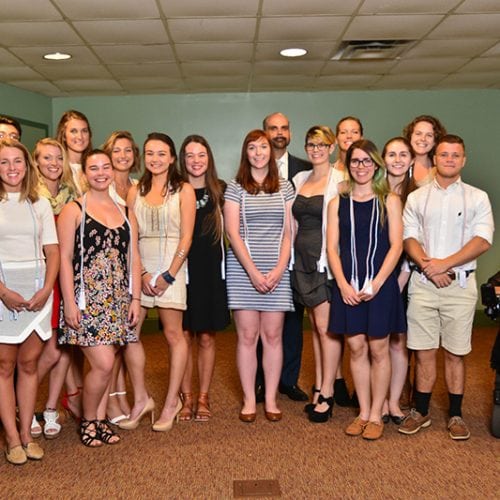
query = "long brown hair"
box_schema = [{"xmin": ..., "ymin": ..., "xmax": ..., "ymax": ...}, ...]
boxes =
[
  {"xmin": 55, "ymin": 109, "xmax": 93, "ymax": 159},
  {"xmin": 382, "ymin": 136, "xmax": 416, "ymax": 205},
  {"xmin": 0, "ymin": 139, "xmax": 39, "ymax": 202},
  {"xmin": 179, "ymin": 135, "xmax": 224, "ymax": 242},
  {"xmin": 235, "ymin": 129, "xmax": 279, "ymax": 195},
  {"xmin": 138, "ymin": 132, "xmax": 183, "ymax": 196}
]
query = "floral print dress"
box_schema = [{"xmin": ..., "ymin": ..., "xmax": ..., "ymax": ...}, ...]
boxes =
[{"xmin": 58, "ymin": 202, "xmax": 137, "ymax": 346}]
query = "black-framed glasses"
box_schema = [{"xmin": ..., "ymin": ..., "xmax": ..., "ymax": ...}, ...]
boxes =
[
  {"xmin": 305, "ymin": 142, "xmax": 329, "ymax": 151},
  {"xmin": 0, "ymin": 131, "xmax": 20, "ymax": 141},
  {"xmin": 350, "ymin": 157, "xmax": 374, "ymax": 168}
]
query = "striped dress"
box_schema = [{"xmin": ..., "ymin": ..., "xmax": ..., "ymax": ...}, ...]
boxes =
[{"xmin": 225, "ymin": 178, "xmax": 294, "ymax": 312}]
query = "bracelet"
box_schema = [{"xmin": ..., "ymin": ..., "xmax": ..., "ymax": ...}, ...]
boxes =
[
  {"xmin": 176, "ymin": 249, "xmax": 186, "ymax": 260},
  {"xmin": 131, "ymin": 297, "xmax": 141, "ymax": 301},
  {"xmin": 161, "ymin": 270, "xmax": 176, "ymax": 284},
  {"xmin": 141, "ymin": 270, "xmax": 148, "ymax": 276}
]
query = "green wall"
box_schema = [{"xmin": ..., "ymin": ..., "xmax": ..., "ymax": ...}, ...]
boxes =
[{"xmin": 1, "ymin": 83, "xmax": 497, "ymax": 290}]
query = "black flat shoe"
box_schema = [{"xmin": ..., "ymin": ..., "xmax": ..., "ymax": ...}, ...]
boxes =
[
  {"xmin": 390, "ymin": 414, "xmax": 405, "ymax": 425},
  {"xmin": 255, "ymin": 385, "xmax": 265, "ymax": 404},
  {"xmin": 382, "ymin": 414, "xmax": 390, "ymax": 424},
  {"xmin": 279, "ymin": 384, "xmax": 309, "ymax": 402},
  {"xmin": 308, "ymin": 395, "xmax": 334, "ymax": 423}
]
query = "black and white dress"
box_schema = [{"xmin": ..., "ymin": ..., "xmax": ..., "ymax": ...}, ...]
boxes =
[{"xmin": 225, "ymin": 179, "xmax": 294, "ymax": 312}]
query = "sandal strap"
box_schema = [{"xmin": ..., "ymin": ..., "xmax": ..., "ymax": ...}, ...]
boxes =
[
  {"xmin": 98, "ymin": 420, "xmax": 120, "ymax": 444},
  {"xmin": 80, "ymin": 419, "xmax": 102, "ymax": 447}
]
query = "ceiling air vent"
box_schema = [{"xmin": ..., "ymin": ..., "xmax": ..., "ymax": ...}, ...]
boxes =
[{"xmin": 332, "ymin": 40, "xmax": 412, "ymax": 60}]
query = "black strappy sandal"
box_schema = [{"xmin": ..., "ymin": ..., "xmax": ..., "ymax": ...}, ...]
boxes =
[
  {"xmin": 98, "ymin": 420, "xmax": 121, "ymax": 445},
  {"xmin": 80, "ymin": 419, "xmax": 103, "ymax": 448}
]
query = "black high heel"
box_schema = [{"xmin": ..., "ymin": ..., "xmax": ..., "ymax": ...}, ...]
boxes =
[
  {"xmin": 304, "ymin": 386, "xmax": 321, "ymax": 415},
  {"xmin": 308, "ymin": 394, "xmax": 334, "ymax": 423},
  {"xmin": 333, "ymin": 378, "xmax": 352, "ymax": 407}
]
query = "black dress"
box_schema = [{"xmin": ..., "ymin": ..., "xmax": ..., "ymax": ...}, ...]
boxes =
[
  {"xmin": 183, "ymin": 188, "xmax": 230, "ymax": 332},
  {"xmin": 291, "ymin": 194, "xmax": 331, "ymax": 308}
]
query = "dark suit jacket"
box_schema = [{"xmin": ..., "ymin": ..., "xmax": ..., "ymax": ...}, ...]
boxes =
[{"xmin": 288, "ymin": 153, "xmax": 312, "ymax": 183}]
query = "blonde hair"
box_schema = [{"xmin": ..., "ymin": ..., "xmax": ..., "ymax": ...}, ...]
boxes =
[
  {"xmin": 0, "ymin": 139, "xmax": 39, "ymax": 202},
  {"xmin": 102, "ymin": 130, "xmax": 141, "ymax": 174},
  {"xmin": 33, "ymin": 138, "xmax": 77, "ymax": 194},
  {"xmin": 305, "ymin": 125, "xmax": 336, "ymax": 146}
]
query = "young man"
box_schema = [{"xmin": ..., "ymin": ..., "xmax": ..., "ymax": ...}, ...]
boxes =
[
  {"xmin": 254, "ymin": 112, "xmax": 311, "ymax": 402},
  {"xmin": 400, "ymin": 134, "xmax": 494, "ymax": 440},
  {"xmin": 0, "ymin": 115, "xmax": 22, "ymax": 141}
]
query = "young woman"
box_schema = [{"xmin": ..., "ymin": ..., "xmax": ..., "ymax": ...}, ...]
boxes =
[
  {"xmin": 224, "ymin": 129, "xmax": 294, "ymax": 423},
  {"xmin": 290, "ymin": 126, "xmax": 345, "ymax": 422},
  {"xmin": 327, "ymin": 139, "xmax": 405, "ymax": 440},
  {"xmin": 333, "ymin": 116, "xmax": 364, "ymax": 176},
  {"xmin": 33, "ymin": 138, "xmax": 77, "ymax": 439},
  {"xmin": 0, "ymin": 139, "xmax": 59, "ymax": 464},
  {"xmin": 381, "ymin": 137, "xmax": 415, "ymax": 423},
  {"xmin": 178, "ymin": 135, "xmax": 230, "ymax": 422},
  {"xmin": 403, "ymin": 115, "xmax": 446, "ymax": 186},
  {"xmin": 55, "ymin": 109, "xmax": 93, "ymax": 419},
  {"xmin": 121, "ymin": 133, "xmax": 195, "ymax": 432},
  {"xmin": 102, "ymin": 131, "xmax": 141, "ymax": 425},
  {"xmin": 58, "ymin": 149, "xmax": 141, "ymax": 447}
]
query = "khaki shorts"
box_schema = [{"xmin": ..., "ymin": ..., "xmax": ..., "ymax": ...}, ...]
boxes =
[{"xmin": 406, "ymin": 272, "xmax": 477, "ymax": 355}]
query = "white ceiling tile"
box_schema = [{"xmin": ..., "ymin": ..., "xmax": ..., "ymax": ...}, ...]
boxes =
[
  {"xmin": 181, "ymin": 62, "xmax": 251, "ymax": 76},
  {"xmin": 429, "ymin": 14, "xmax": 500, "ymax": 38},
  {"xmin": 0, "ymin": 0, "xmax": 62, "ymax": 21},
  {"xmin": 437, "ymin": 72, "xmax": 500, "ymax": 86},
  {"xmin": 459, "ymin": 58, "xmax": 500, "ymax": 72},
  {"xmin": 118, "ymin": 77, "xmax": 186, "ymax": 91},
  {"xmin": 176, "ymin": 43, "xmax": 253, "ymax": 62},
  {"xmin": 34, "ymin": 64, "xmax": 113, "ymax": 80},
  {"xmin": 7, "ymin": 80, "xmax": 63, "ymax": 96},
  {"xmin": 345, "ymin": 15, "xmax": 443, "ymax": 40},
  {"xmin": 371, "ymin": 73, "xmax": 447, "ymax": 88},
  {"xmin": 0, "ymin": 22, "xmax": 82, "ymax": 45},
  {"xmin": 455, "ymin": 0, "xmax": 500, "ymax": 13},
  {"xmin": 10, "ymin": 46, "xmax": 100, "ymax": 65},
  {"xmin": 93, "ymin": 45, "xmax": 174, "ymax": 64},
  {"xmin": 255, "ymin": 42, "xmax": 336, "ymax": 61},
  {"xmin": 252, "ymin": 75, "xmax": 316, "ymax": 90},
  {"xmin": 53, "ymin": 0, "xmax": 160, "ymax": 19},
  {"xmin": 359, "ymin": 0, "xmax": 461, "ymax": 14},
  {"xmin": 159, "ymin": 0, "xmax": 260, "ymax": 17},
  {"xmin": 254, "ymin": 61, "xmax": 324, "ymax": 75},
  {"xmin": 54, "ymin": 79, "xmax": 123, "ymax": 91},
  {"xmin": 168, "ymin": 18, "xmax": 256, "ymax": 42},
  {"xmin": 259, "ymin": 16, "xmax": 348, "ymax": 41},
  {"xmin": 0, "ymin": 67, "xmax": 44, "ymax": 80},
  {"xmin": 108, "ymin": 63, "xmax": 181, "ymax": 78},
  {"xmin": 262, "ymin": 0, "xmax": 359, "ymax": 16},
  {"xmin": 0, "ymin": 49, "xmax": 24, "ymax": 66},
  {"xmin": 186, "ymin": 75, "xmax": 248, "ymax": 90},
  {"xmin": 390, "ymin": 57, "xmax": 469, "ymax": 73},
  {"xmin": 73, "ymin": 20, "xmax": 169, "ymax": 44},
  {"xmin": 482, "ymin": 42, "xmax": 500, "ymax": 57},
  {"xmin": 321, "ymin": 60, "xmax": 397, "ymax": 75},
  {"xmin": 405, "ymin": 39, "xmax": 497, "ymax": 58}
]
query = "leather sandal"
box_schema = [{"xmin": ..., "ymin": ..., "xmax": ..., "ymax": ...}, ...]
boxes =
[
  {"xmin": 195, "ymin": 392, "xmax": 211, "ymax": 422},
  {"xmin": 43, "ymin": 408, "xmax": 62, "ymax": 439},
  {"xmin": 179, "ymin": 392, "xmax": 194, "ymax": 422}
]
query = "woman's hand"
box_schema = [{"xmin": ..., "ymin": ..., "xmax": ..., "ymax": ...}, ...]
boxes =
[
  {"xmin": 26, "ymin": 286, "xmax": 51, "ymax": 312},
  {"xmin": 249, "ymin": 269, "xmax": 270, "ymax": 294},
  {"xmin": 141, "ymin": 273, "xmax": 158, "ymax": 296},
  {"xmin": 153, "ymin": 275, "xmax": 169, "ymax": 296},
  {"xmin": 358, "ymin": 279, "xmax": 382, "ymax": 302},
  {"xmin": 63, "ymin": 302, "xmax": 81, "ymax": 329},
  {"xmin": 128, "ymin": 300, "xmax": 141, "ymax": 327},
  {"xmin": 339, "ymin": 283, "xmax": 362, "ymax": 306},
  {"xmin": 265, "ymin": 267, "xmax": 284, "ymax": 293},
  {"xmin": 0, "ymin": 288, "xmax": 29, "ymax": 313}
]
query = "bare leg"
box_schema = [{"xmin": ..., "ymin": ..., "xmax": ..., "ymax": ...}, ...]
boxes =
[
  {"xmin": 155, "ymin": 308, "xmax": 188, "ymax": 424},
  {"xmin": 415, "ymin": 349, "xmax": 438, "ymax": 393},
  {"xmin": 106, "ymin": 352, "xmax": 131, "ymax": 421},
  {"xmin": 261, "ymin": 312, "xmax": 284, "ymax": 413},
  {"xmin": 387, "ymin": 333, "xmax": 407, "ymax": 417},
  {"xmin": 368, "ymin": 336, "xmax": 391, "ymax": 423},
  {"xmin": 307, "ymin": 308, "xmax": 322, "ymax": 404},
  {"xmin": 16, "ymin": 333, "xmax": 45, "ymax": 445},
  {"xmin": 197, "ymin": 332, "xmax": 216, "ymax": 394},
  {"xmin": 37, "ymin": 330, "xmax": 61, "ymax": 382},
  {"xmin": 45, "ymin": 348, "xmax": 71, "ymax": 410},
  {"xmin": 444, "ymin": 350, "xmax": 465, "ymax": 395},
  {"xmin": 0, "ymin": 344, "xmax": 21, "ymax": 449},
  {"xmin": 347, "ymin": 334, "xmax": 371, "ymax": 421},
  {"xmin": 180, "ymin": 330, "xmax": 194, "ymax": 394},
  {"xmin": 234, "ymin": 310, "xmax": 259, "ymax": 415}
]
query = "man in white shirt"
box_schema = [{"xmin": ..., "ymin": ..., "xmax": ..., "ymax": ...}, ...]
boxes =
[{"xmin": 400, "ymin": 134, "xmax": 494, "ymax": 440}]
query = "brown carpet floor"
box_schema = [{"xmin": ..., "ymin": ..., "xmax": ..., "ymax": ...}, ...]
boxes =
[{"xmin": 2, "ymin": 326, "xmax": 499, "ymax": 499}]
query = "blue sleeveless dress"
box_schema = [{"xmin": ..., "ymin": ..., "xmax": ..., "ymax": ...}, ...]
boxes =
[{"xmin": 329, "ymin": 196, "xmax": 406, "ymax": 338}]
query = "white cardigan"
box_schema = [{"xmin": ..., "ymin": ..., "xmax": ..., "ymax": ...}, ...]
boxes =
[{"xmin": 290, "ymin": 167, "xmax": 345, "ymax": 279}]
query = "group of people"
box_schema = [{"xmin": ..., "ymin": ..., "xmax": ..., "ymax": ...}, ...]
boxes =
[{"xmin": 0, "ymin": 109, "xmax": 494, "ymax": 464}]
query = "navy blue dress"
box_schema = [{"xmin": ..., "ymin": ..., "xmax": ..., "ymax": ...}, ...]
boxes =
[{"xmin": 329, "ymin": 196, "xmax": 406, "ymax": 338}]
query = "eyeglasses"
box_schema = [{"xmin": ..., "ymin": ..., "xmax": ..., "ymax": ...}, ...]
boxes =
[
  {"xmin": 350, "ymin": 157, "xmax": 374, "ymax": 168},
  {"xmin": 0, "ymin": 132, "xmax": 20, "ymax": 141},
  {"xmin": 305, "ymin": 142, "xmax": 329, "ymax": 151}
]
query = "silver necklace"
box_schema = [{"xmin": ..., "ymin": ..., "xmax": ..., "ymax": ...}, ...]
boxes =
[{"xmin": 196, "ymin": 189, "xmax": 209, "ymax": 209}]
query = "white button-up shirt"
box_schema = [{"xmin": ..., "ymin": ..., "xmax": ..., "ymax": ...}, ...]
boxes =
[
  {"xmin": 403, "ymin": 177, "xmax": 494, "ymax": 271},
  {"xmin": 276, "ymin": 151, "xmax": 289, "ymax": 180}
]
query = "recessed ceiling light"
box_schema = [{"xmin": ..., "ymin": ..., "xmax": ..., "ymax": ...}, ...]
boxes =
[
  {"xmin": 43, "ymin": 52, "xmax": 72, "ymax": 61},
  {"xmin": 280, "ymin": 48, "xmax": 307, "ymax": 58}
]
